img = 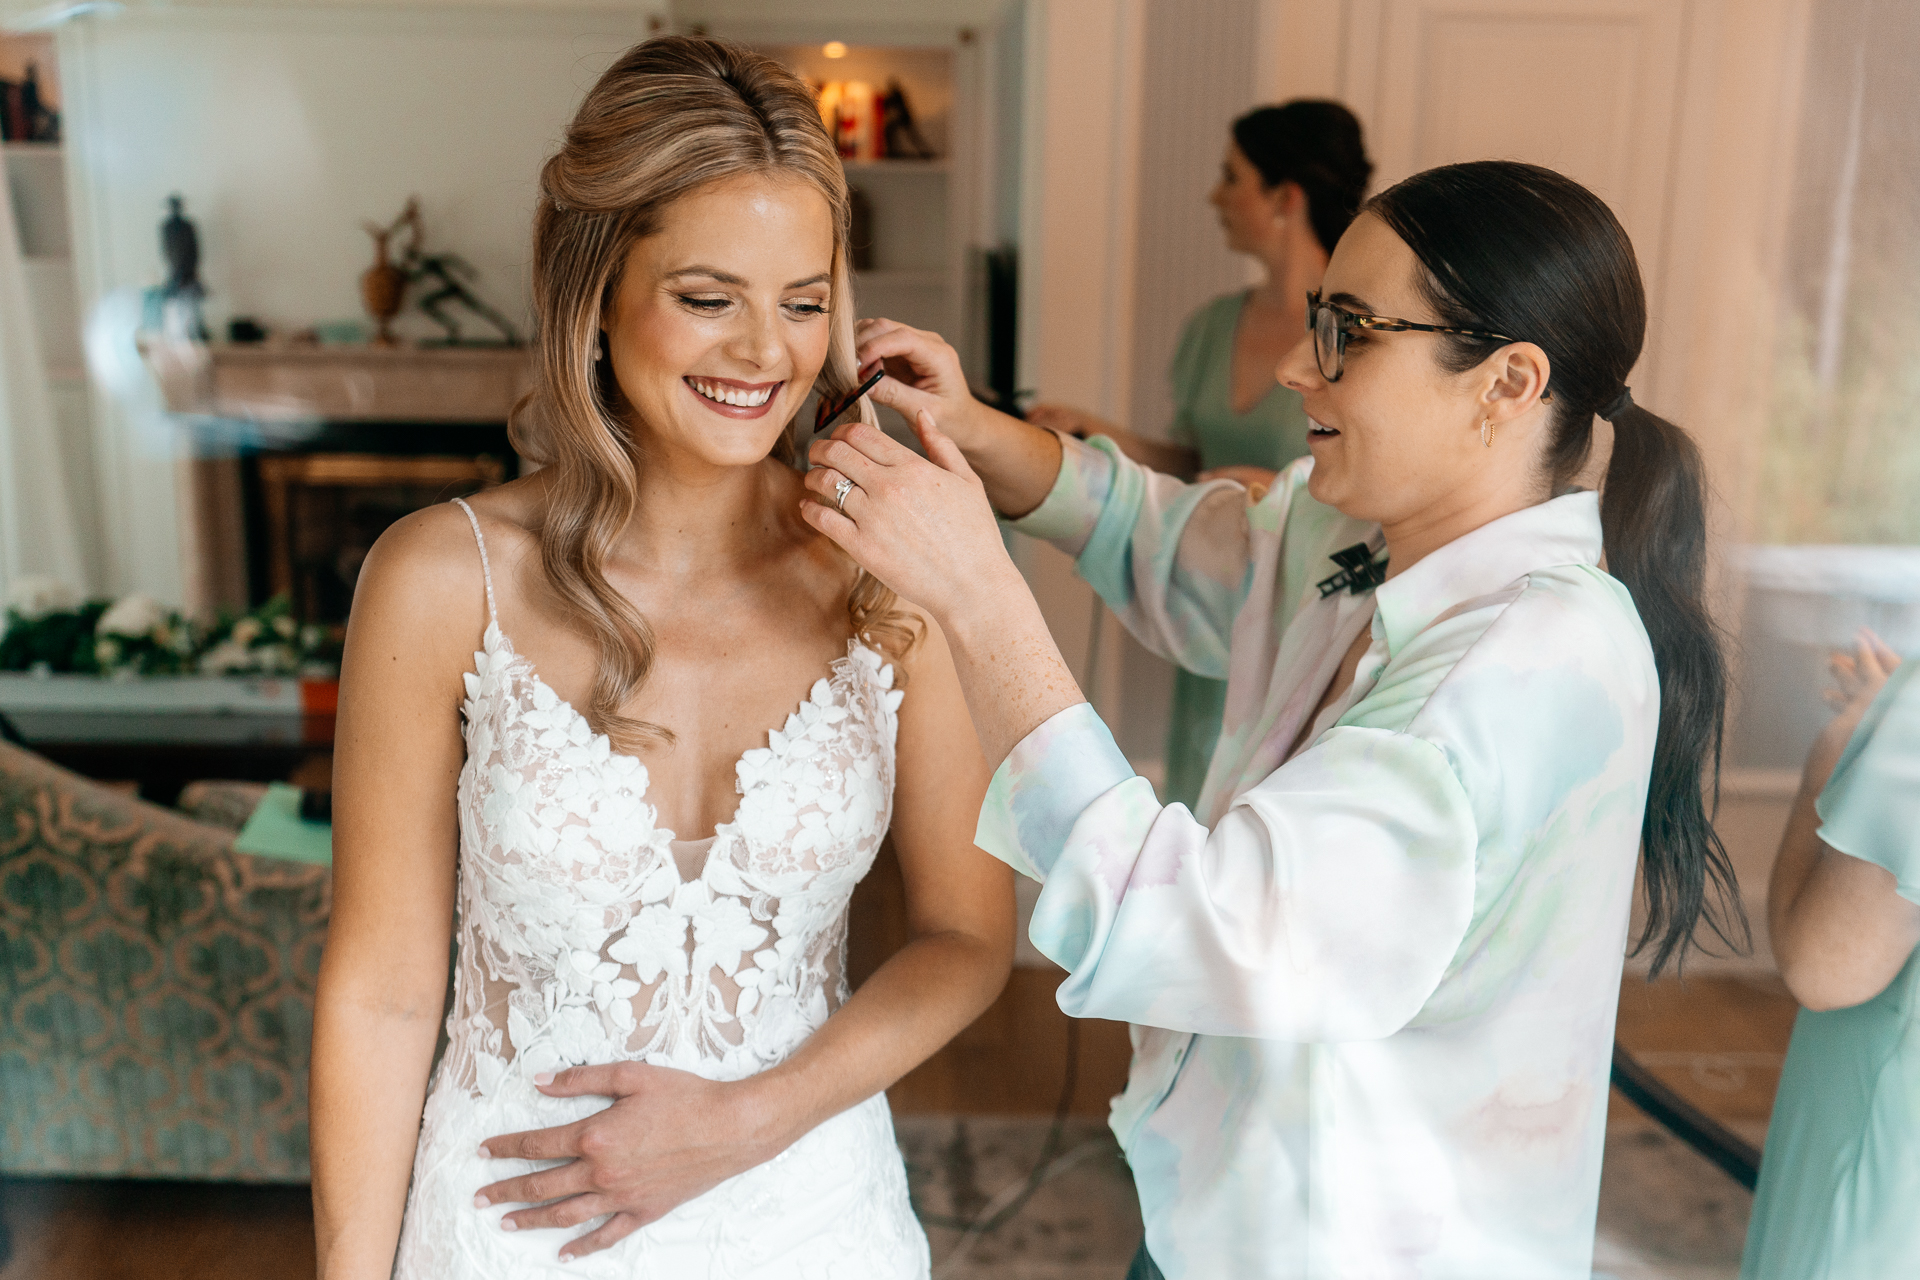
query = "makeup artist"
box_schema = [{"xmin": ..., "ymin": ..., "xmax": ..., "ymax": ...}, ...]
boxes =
[
  {"xmin": 799, "ymin": 161, "xmax": 1743, "ymax": 1279},
  {"xmin": 1025, "ymin": 101, "xmax": 1371, "ymax": 813}
]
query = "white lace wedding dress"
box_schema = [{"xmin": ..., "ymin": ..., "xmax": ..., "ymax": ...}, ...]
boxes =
[{"xmin": 392, "ymin": 499, "xmax": 929, "ymax": 1278}]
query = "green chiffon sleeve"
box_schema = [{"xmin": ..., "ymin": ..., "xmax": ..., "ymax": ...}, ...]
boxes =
[{"xmin": 1817, "ymin": 661, "xmax": 1920, "ymax": 902}]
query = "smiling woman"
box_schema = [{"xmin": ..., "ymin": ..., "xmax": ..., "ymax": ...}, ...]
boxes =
[
  {"xmin": 803, "ymin": 160, "xmax": 1741, "ymax": 1279},
  {"xmin": 309, "ymin": 35, "xmax": 1012, "ymax": 1280}
]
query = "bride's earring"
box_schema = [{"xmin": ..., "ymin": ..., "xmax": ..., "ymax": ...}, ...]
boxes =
[{"xmin": 1481, "ymin": 417, "xmax": 1495, "ymax": 448}]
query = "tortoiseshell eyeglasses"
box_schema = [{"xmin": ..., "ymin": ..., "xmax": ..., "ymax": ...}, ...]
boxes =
[{"xmin": 1306, "ymin": 290, "xmax": 1521, "ymax": 382}]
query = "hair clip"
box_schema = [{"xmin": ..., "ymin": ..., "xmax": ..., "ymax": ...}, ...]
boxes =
[{"xmin": 813, "ymin": 366, "xmax": 885, "ymax": 435}]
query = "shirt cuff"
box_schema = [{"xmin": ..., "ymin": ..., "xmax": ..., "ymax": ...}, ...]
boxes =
[
  {"xmin": 1004, "ymin": 433, "xmax": 1119, "ymax": 549},
  {"xmin": 975, "ymin": 701, "xmax": 1138, "ymax": 881}
]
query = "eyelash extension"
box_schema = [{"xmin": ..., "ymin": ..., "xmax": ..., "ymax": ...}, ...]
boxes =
[{"xmin": 676, "ymin": 296, "xmax": 829, "ymax": 316}]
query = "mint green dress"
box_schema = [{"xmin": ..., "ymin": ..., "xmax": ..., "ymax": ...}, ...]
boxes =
[
  {"xmin": 1742, "ymin": 660, "xmax": 1920, "ymax": 1279},
  {"xmin": 1160, "ymin": 292, "xmax": 1312, "ymax": 810}
]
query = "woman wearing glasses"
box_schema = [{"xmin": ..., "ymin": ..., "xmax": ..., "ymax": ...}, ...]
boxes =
[
  {"xmin": 800, "ymin": 160, "xmax": 1740, "ymax": 1278},
  {"xmin": 1025, "ymin": 101, "xmax": 1371, "ymax": 814}
]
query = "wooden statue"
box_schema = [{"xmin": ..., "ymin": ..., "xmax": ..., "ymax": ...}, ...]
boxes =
[{"xmin": 361, "ymin": 198, "xmax": 421, "ymax": 347}]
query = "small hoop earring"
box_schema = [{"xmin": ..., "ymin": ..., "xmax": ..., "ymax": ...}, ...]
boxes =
[{"xmin": 1481, "ymin": 417, "xmax": 1495, "ymax": 448}]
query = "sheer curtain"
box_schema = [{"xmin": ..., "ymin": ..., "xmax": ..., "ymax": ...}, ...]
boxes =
[
  {"xmin": 1731, "ymin": 0, "xmax": 1920, "ymax": 768},
  {"xmin": 0, "ymin": 160, "xmax": 85, "ymax": 605}
]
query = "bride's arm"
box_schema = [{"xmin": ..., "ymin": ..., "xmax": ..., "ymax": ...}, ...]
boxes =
[
  {"xmin": 311, "ymin": 510, "xmax": 475, "ymax": 1278},
  {"xmin": 474, "ymin": 612, "xmax": 1013, "ymax": 1261},
  {"xmin": 752, "ymin": 609, "xmax": 1015, "ymax": 1109}
]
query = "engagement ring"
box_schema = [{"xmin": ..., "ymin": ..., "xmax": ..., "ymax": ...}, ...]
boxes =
[{"xmin": 833, "ymin": 476, "xmax": 856, "ymax": 513}]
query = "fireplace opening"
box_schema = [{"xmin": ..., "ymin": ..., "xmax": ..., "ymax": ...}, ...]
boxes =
[{"xmin": 237, "ymin": 420, "xmax": 516, "ymax": 623}]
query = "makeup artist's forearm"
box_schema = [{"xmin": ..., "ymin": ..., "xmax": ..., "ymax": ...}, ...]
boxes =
[
  {"xmin": 936, "ymin": 576, "xmax": 1086, "ymax": 767},
  {"xmin": 949, "ymin": 404, "xmax": 1066, "ymax": 519}
]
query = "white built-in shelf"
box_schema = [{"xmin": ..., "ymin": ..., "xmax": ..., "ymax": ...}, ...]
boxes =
[{"xmin": 842, "ymin": 158, "xmax": 950, "ymax": 175}]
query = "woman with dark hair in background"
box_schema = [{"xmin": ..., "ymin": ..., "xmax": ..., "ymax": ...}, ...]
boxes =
[
  {"xmin": 799, "ymin": 160, "xmax": 1744, "ymax": 1277},
  {"xmin": 1026, "ymin": 100, "xmax": 1371, "ymax": 813},
  {"xmin": 1743, "ymin": 628, "xmax": 1919, "ymax": 1278}
]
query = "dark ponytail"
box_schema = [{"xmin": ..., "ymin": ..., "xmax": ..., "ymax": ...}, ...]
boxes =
[
  {"xmin": 1231, "ymin": 100, "xmax": 1372, "ymax": 255},
  {"xmin": 1369, "ymin": 161, "xmax": 1745, "ymax": 977}
]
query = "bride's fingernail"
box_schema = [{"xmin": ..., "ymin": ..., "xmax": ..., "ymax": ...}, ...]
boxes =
[
  {"xmin": 473, "ymin": 1194, "xmax": 490, "ymax": 1208},
  {"xmin": 477, "ymin": 1145, "xmax": 492, "ymax": 1159},
  {"xmin": 501, "ymin": 1218, "xmax": 518, "ymax": 1233},
  {"xmin": 534, "ymin": 1071, "xmax": 555, "ymax": 1086}
]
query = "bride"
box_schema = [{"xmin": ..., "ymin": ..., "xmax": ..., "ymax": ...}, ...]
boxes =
[{"xmin": 309, "ymin": 36, "xmax": 1012, "ymax": 1278}]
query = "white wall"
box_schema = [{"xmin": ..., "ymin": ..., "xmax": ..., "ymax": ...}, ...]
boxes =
[
  {"xmin": 676, "ymin": 0, "xmax": 1009, "ymax": 44},
  {"xmin": 1009, "ymin": 0, "xmax": 1144, "ymax": 737},
  {"xmin": 63, "ymin": 5, "xmax": 663, "ymax": 344},
  {"xmin": 1127, "ymin": 0, "xmax": 1258, "ymax": 443},
  {"xmin": 54, "ymin": 2, "xmax": 662, "ymax": 605}
]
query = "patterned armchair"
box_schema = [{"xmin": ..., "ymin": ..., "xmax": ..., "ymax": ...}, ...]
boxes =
[{"xmin": 0, "ymin": 741, "xmax": 328, "ymax": 1182}]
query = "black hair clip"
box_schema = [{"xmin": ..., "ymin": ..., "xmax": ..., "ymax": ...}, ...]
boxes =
[
  {"xmin": 1316, "ymin": 542, "xmax": 1388, "ymax": 598},
  {"xmin": 813, "ymin": 366, "xmax": 885, "ymax": 436}
]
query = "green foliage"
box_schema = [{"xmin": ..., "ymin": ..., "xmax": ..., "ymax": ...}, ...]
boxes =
[{"xmin": 0, "ymin": 602, "xmax": 107, "ymax": 674}]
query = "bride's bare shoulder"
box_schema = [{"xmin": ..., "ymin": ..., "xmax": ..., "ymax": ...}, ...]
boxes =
[{"xmin": 349, "ymin": 475, "xmax": 545, "ymax": 652}]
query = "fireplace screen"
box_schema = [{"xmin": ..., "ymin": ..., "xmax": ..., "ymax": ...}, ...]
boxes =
[{"xmin": 251, "ymin": 450, "xmax": 506, "ymax": 624}]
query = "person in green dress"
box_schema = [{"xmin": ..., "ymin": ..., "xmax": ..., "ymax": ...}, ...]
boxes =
[
  {"xmin": 1744, "ymin": 627, "xmax": 1920, "ymax": 1278},
  {"xmin": 1025, "ymin": 100, "xmax": 1371, "ymax": 812}
]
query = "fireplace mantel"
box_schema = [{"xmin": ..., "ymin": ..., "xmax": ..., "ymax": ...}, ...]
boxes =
[{"xmin": 168, "ymin": 343, "xmax": 536, "ymax": 423}]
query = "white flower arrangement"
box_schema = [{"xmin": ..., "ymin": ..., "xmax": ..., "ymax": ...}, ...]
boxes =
[
  {"xmin": 95, "ymin": 593, "xmax": 170, "ymax": 639},
  {"xmin": 0, "ymin": 584, "xmax": 341, "ymax": 678}
]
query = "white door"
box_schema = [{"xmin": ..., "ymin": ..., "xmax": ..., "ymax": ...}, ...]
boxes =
[{"xmin": 1267, "ymin": 0, "xmax": 1690, "ymax": 401}]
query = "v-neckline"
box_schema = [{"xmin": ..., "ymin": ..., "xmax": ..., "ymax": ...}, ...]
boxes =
[{"xmin": 474, "ymin": 621, "xmax": 861, "ymax": 849}]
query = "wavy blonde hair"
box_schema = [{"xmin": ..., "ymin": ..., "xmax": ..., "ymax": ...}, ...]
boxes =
[{"xmin": 511, "ymin": 35, "xmax": 919, "ymax": 750}]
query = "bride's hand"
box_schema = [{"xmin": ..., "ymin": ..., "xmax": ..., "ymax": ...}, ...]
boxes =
[{"xmin": 475, "ymin": 1063, "xmax": 789, "ymax": 1261}]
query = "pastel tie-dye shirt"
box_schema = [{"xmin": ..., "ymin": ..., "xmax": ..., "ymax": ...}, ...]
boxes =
[{"xmin": 977, "ymin": 435, "xmax": 1659, "ymax": 1278}]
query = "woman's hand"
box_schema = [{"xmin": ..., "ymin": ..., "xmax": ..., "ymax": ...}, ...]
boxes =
[
  {"xmin": 1808, "ymin": 628, "xmax": 1903, "ymax": 788},
  {"xmin": 853, "ymin": 318, "xmax": 989, "ymax": 445},
  {"xmin": 801, "ymin": 412, "xmax": 1020, "ymax": 623},
  {"xmin": 800, "ymin": 409, "xmax": 1084, "ymax": 767},
  {"xmin": 1197, "ymin": 465, "xmax": 1279, "ymax": 501},
  {"xmin": 476, "ymin": 1064, "xmax": 790, "ymax": 1261},
  {"xmin": 851, "ymin": 317, "xmax": 1065, "ymax": 516}
]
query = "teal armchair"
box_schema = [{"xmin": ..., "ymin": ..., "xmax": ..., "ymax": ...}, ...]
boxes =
[{"xmin": 0, "ymin": 741, "xmax": 328, "ymax": 1182}]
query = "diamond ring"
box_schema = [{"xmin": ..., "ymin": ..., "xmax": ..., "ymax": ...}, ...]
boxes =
[{"xmin": 833, "ymin": 476, "xmax": 856, "ymax": 513}]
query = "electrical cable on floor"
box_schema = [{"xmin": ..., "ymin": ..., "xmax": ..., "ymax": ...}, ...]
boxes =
[
  {"xmin": 929, "ymin": 1019, "xmax": 1094, "ymax": 1276},
  {"xmin": 923, "ymin": 592, "xmax": 1112, "ymax": 1273}
]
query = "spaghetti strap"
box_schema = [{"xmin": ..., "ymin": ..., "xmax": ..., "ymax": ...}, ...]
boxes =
[{"xmin": 449, "ymin": 497, "xmax": 498, "ymax": 626}]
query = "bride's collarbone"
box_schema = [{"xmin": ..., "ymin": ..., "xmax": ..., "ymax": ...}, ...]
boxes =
[{"xmin": 488, "ymin": 606, "xmax": 865, "ymax": 824}]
